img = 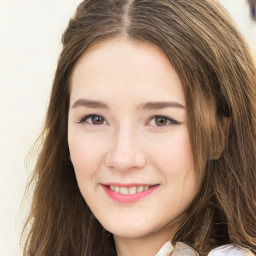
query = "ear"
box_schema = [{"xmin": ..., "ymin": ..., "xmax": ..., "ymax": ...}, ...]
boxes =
[{"xmin": 209, "ymin": 117, "xmax": 231, "ymax": 160}]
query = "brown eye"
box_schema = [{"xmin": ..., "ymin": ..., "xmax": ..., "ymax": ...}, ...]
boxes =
[
  {"xmin": 147, "ymin": 115, "xmax": 181, "ymax": 127},
  {"xmin": 155, "ymin": 116, "xmax": 168, "ymax": 126},
  {"xmin": 91, "ymin": 115, "xmax": 104, "ymax": 125},
  {"xmin": 79, "ymin": 114, "xmax": 107, "ymax": 125}
]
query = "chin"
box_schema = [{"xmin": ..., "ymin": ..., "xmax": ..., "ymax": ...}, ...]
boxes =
[
  {"xmin": 108, "ymin": 226, "xmax": 154, "ymax": 239},
  {"xmin": 101, "ymin": 215, "xmax": 173, "ymax": 240},
  {"xmin": 100, "ymin": 218, "xmax": 155, "ymax": 239}
]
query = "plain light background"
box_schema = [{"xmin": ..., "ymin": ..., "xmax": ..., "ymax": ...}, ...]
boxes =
[{"xmin": 0, "ymin": 0, "xmax": 255, "ymax": 255}]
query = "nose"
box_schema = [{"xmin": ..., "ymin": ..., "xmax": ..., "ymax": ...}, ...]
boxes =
[{"xmin": 104, "ymin": 126, "xmax": 146, "ymax": 172}]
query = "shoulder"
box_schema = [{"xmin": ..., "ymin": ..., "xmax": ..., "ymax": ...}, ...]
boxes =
[{"xmin": 208, "ymin": 244, "xmax": 254, "ymax": 256}]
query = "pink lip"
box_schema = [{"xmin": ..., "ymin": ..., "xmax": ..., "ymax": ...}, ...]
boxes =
[
  {"xmin": 104, "ymin": 182, "xmax": 153, "ymax": 187},
  {"xmin": 102, "ymin": 184, "xmax": 160, "ymax": 203}
]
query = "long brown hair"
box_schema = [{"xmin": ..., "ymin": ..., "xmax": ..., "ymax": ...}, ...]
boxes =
[{"xmin": 21, "ymin": 0, "xmax": 256, "ymax": 255}]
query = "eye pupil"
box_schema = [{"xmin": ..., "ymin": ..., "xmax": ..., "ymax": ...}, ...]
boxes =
[
  {"xmin": 155, "ymin": 116, "xmax": 167, "ymax": 126},
  {"xmin": 92, "ymin": 115, "xmax": 104, "ymax": 125}
]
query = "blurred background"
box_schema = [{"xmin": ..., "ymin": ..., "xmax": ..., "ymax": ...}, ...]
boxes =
[
  {"xmin": 221, "ymin": 0, "xmax": 256, "ymax": 52},
  {"xmin": 0, "ymin": 0, "xmax": 255, "ymax": 255}
]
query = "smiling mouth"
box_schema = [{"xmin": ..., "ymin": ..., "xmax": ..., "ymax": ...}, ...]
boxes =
[
  {"xmin": 109, "ymin": 185, "xmax": 156, "ymax": 195},
  {"xmin": 102, "ymin": 184, "xmax": 160, "ymax": 203}
]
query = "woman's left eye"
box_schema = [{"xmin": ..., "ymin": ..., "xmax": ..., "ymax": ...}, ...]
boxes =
[{"xmin": 147, "ymin": 115, "xmax": 181, "ymax": 127}]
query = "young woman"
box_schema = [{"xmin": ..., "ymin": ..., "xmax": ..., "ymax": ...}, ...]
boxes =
[{"xmin": 22, "ymin": 0, "xmax": 256, "ymax": 255}]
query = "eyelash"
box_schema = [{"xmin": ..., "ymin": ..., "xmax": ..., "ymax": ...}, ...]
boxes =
[
  {"xmin": 78, "ymin": 114, "xmax": 181, "ymax": 127},
  {"xmin": 78, "ymin": 114, "xmax": 108, "ymax": 125},
  {"xmin": 147, "ymin": 115, "xmax": 181, "ymax": 126}
]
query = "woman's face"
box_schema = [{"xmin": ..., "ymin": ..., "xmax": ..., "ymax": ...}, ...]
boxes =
[{"xmin": 68, "ymin": 38, "xmax": 199, "ymax": 239}]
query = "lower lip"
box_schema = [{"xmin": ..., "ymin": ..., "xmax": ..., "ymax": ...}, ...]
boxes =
[{"xmin": 102, "ymin": 185, "xmax": 160, "ymax": 203}]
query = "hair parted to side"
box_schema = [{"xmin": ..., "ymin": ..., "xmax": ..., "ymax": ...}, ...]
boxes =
[{"xmin": 21, "ymin": 0, "xmax": 256, "ymax": 255}]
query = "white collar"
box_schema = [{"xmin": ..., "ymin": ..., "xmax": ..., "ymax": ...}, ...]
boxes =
[
  {"xmin": 155, "ymin": 241, "xmax": 254, "ymax": 256},
  {"xmin": 155, "ymin": 241, "xmax": 198, "ymax": 256}
]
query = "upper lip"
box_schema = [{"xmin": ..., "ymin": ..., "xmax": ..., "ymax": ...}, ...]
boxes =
[{"xmin": 103, "ymin": 183, "xmax": 158, "ymax": 187}]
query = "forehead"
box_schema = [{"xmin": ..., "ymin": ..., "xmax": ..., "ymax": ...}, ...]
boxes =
[{"xmin": 70, "ymin": 38, "xmax": 185, "ymax": 106}]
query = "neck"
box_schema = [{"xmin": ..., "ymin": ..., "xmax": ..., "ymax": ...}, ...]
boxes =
[{"xmin": 113, "ymin": 221, "xmax": 181, "ymax": 256}]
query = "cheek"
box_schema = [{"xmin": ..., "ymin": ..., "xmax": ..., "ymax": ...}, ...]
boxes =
[
  {"xmin": 147, "ymin": 128, "xmax": 194, "ymax": 176},
  {"xmin": 68, "ymin": 131, "xmax": 107, "ymax": 180},
  {"xmin": 146, "ymin": 128, "xmax": 198, "ymax": 203}
]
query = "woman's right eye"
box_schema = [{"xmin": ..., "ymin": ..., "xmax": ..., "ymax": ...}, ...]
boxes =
[{"xmin": 79, "ymin": 114, "xmax": 108, "ymax": 125}]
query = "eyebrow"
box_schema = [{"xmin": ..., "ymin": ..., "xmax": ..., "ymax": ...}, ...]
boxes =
[
  {"xmin": 138, "ymin": 101, "xmax": 185, "ymax": 110},
  {"xmin": 71, "ymin": 98, "xmax": 185, "ymax": 110},
  {"xmin": 71, "ymin": 99, "xmax": 109, "ymax": 109}
]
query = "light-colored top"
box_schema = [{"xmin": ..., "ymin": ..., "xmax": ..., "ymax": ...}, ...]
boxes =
[{"xmin": 155, "ymin": 241, "xmax": 254, "ymax": 256}]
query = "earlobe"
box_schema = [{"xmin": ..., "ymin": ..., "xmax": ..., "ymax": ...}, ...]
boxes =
[{"xmin": 209, "ymin": 117, "xmax": 231, "ymax": 160}]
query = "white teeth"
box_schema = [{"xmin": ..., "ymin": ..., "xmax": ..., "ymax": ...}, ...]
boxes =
[
  {"xmin": 109, "ymin": 185, "xmax": 153, "ymax": 195},
  {"xmin": 137, "ymin": 186, "xmax": 144, "ymax": 193},
  {"xmin": 128, "ymin": 186, "xmax": 137, "ymax": 195},
  {"xmin": 144, "ymin": 186, "xmax": 149, "ymax": 190},
  {"xmin": 119, "ymin": 187, "xmax": 129, "ymax": 195}
]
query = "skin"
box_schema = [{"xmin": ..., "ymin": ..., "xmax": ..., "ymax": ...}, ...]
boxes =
[{"xmin": 68, "ymin": 38, "xmax": 200, "ymax": 256}]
